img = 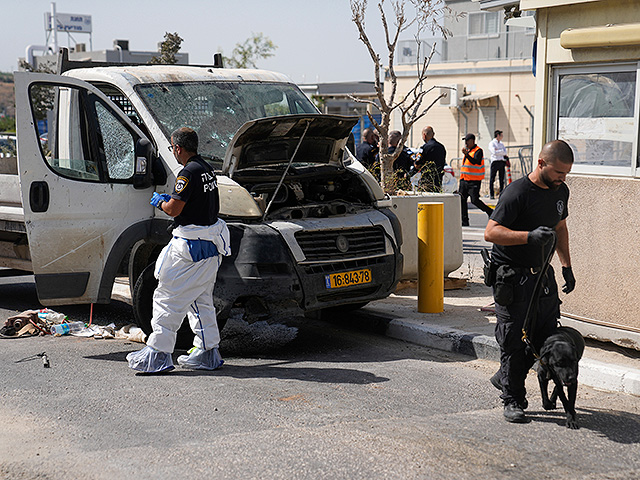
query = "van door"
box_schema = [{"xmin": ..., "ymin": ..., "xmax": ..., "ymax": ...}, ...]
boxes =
[{"xmin": 14, "ymin": 72, "xmax": 156, "ymax": 305}]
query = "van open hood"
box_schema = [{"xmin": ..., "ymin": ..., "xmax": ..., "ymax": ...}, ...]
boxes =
[{"xmin": 222, "ymin": 114, "xmax": 358, "ymax": 177}]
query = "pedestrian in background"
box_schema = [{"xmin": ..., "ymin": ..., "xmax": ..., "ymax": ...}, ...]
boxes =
[
  {"xmin": 459, "ymin": 133, "xmax": 493, "ymax": 226},
  {"xmin": 355, "ymin": 127, "xmax": 379, "ymax": 169},
  {"xmin": 488, "ymin": 130, "xmax": 509, "ymax": 199},
  {"xmin": 415, "ymin": 125, "xmax": 446, "ymax": 192},
  {"xmin": 127, "ymin": 127, "xmax": 231, "ymax": 373},
  {"xmin": 484, "ymin": 139, "xmax": 576, "ymax": 424},
  {"xmin": 387, "ymin": 130, "xmax": 414, "ymax": 188}
]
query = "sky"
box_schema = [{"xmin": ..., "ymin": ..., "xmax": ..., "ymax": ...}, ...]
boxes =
[{"xmin": 1, "ymin": 0, "xmax": 396, "ymax": 84}]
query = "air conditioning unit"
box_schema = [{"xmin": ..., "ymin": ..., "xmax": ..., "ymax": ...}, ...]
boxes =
[{"xmin": 439, "ymin": 84, "xmax": 464, "ymax": 107}]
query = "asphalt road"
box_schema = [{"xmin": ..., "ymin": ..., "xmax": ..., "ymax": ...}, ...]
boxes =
[{"xmin": 2, "ymin": 276, "xmax": 640, "ymax": 479}]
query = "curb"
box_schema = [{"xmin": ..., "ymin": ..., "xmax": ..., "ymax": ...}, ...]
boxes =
[
  {"xmin": 113, "ymin": 280, "xmax": 640, "ymax": 397},
  {"xmin": 382, "ymin": 317, "xmax": 640, "ymax": 397},
  {"xmin": 385, "ymin": 319, "xmax": 500, "ymax": 362}
]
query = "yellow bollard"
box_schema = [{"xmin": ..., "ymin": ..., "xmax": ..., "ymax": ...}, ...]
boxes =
[{"xmin": 417, "ymin": 202, "xmax": 444, "ymax": 313}]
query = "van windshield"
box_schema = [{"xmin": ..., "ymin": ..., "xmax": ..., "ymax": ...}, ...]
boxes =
[{"xmin": 135, "ymin": 81, "xmax": 318, "ymax": 169}]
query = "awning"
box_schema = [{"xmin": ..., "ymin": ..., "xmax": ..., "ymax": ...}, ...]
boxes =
[{"xmin": 459, "ymin": 93, "xmax": 499, "ymax": 107}]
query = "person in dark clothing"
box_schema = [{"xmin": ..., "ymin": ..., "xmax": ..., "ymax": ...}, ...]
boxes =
[
  {"xmin": 388, "ymin": 130, "xmax": 414, "ymax": 174},
  {"xmin": 459, "ymin": 133, "xmax": 493, "ymax": 226},
  {"xmin": 415, "ymin": 126, "xmax": 446, "ymax": 191},
  {"xmin": 484, "ymin": 139, "xmax": 576, "ymax": 424},
  {"xmin": 355, "ymin": 127, "xmax": 379, "ymax": 169}
]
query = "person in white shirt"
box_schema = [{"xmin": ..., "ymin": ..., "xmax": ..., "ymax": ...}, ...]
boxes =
[{"xmin": 488, "ymin": 130, "xmax": 509, "ymax": 199}]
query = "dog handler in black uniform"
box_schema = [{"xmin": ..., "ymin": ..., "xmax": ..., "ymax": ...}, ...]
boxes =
[{"xmin": 484, "ymin": 140, "xmax": 576, "ymax": 423}]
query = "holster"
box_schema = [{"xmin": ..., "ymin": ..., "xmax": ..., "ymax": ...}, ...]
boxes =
[
  {"xmin": 481, "ymin": 248, "xmax": 496, "ymax": 287},
  {"xmin": 494, "ymin": 265, "xmax": 517, "ymax": 306}
]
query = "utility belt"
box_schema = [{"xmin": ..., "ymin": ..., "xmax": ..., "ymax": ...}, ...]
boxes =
[{"xmin": 482, "ymin": 248, "xmax": 546, "ymax": 306}]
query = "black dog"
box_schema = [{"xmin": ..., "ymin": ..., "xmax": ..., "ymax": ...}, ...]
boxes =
[{"xmin": 537, "ymin": 326, "xmax": 585, "ymax": 429}]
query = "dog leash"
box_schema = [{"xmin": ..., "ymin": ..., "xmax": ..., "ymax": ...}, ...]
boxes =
[{"xmin": 521, "ymin": 233, "xmax": 558, "ymax": 361}]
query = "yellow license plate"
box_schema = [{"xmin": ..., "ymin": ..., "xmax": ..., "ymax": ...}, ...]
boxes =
[{"xmin": 325, "ymin": 269, "xmax": 372, "ymax": 289}]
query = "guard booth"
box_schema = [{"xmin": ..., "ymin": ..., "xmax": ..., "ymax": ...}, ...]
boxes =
[{"xmin": 520, "ymin": 0, "xmax": 640, "ymax": 349}]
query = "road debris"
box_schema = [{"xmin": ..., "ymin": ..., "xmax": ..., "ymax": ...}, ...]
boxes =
[{"xmin": 14, "ymin": 351, "xmax": 50, "ymax": 368}]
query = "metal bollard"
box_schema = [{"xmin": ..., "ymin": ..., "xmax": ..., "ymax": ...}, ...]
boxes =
[{"xmin": 417, "ymin": 202, "xmax": 444, "ymax": 313}]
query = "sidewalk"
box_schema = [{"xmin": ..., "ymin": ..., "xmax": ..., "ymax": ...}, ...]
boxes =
[
  {"xmin": 361, "ymin": 277, "xmax": 640, "ymax": 397},
  {"xmin": 113, "ymin": 272, "xmax": 640, "ymax": 397}
]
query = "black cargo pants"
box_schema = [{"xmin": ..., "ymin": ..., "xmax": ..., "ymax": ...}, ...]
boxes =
[
  {"xmin": 459, "ymin": 179, "xmax": 493, "ymax": 224},
  {"xmin": 493, "ymin": 265, "xmax": 560, "ymax": 406}
]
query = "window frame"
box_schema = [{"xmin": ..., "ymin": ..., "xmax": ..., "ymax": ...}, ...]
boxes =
[
  {"xmin": 28, "ymin": 82, "xmax": 142, "ymax": 184},
  {"xmin": 467, "ymin": 11, "xmax": 501, "ymax": 39},
  {"xmin": 550, "ymin": 62, "xmax": 640, "ymax": 177}
]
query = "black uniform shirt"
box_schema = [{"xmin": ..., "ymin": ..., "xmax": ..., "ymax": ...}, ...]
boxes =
[
  {"xmin": 389, "ymin": 145, "xmax": 414, "ymax": 175},
  {"xmin": 417, "ymin": 138, "xmax": 447, "ymax": 172},
  {"xmin": 490, "ymin": 176, "xmax": 569, "ymax": 268},
  {"xmin": 171, "ymin": 154, "xmax": 220, "ymax": 227},
  {"xmin": 356, "ymin": 141, "xmax": 378, "ymax": 168}
]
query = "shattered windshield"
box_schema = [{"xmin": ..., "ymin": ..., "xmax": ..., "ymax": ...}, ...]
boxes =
[{"xmin": 135, "ymin": 81, "xmax": 318, "ymax": 169}]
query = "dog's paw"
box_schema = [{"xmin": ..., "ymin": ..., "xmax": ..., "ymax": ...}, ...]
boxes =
[
  {"xmin": 566, "ymin": 416, "xmax": 579, "ymax": 429},
  {"xmin": 542, "ymin": 400, "xmax": 557, "ymax": 410}
]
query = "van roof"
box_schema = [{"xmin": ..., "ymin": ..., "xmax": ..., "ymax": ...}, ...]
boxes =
[{"xmin": 64, "ymin": 65, "xmax": 294, "ymax": 88}]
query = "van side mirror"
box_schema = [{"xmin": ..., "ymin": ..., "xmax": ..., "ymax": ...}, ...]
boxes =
[{"xmin": 133, "ymin": 138, "xmax": 153, "ymax": 189}]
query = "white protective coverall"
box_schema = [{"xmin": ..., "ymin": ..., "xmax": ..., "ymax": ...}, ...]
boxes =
[{"xmin": 146, "ymin": 220, "xmax": 231, "ymax": 353}]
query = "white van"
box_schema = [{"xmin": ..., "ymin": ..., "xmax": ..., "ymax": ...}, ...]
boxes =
[{"xmin": 2, "ymin": 51, "xmax": 402, "ymax": 334}]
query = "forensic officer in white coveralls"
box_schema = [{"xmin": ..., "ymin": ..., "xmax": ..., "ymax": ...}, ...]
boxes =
[{"xmin": 127, "ymin": 127, "xmax": 231, "ymax": 373}]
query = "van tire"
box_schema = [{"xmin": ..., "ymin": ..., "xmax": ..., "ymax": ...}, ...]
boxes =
[{"xmin": 132, "ymin": 263, "xmax": 226, "ymax": 349}]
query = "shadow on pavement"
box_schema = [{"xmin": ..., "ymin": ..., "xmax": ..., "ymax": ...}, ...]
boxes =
[{"xmin": 528, "ymin": 407, "xmax": 640, "ymax": 444}]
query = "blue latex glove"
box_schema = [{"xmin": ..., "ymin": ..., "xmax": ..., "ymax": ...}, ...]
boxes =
[{"xmin": 150, "ymin": 192, "xmax": 171, "ymax": 208}]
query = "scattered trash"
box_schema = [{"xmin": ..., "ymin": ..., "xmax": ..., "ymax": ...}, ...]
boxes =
[
  {"xmin": 38, "ymin": 309, "xmax": 67, "ymax": 323},
  {"xmin": 50, "ymin": 321, "xmax": 85, "ymax": 336},
  {"xmin": 69, "ymin": 323, "xmax": 147, "ymax": 343},
  {"xmin": 114, "ymin": 324, "xmax": 147, "ymax": 344},
  {"xmin": 1, "ymin": 310, "xmax": 47, "ymax": 337}
]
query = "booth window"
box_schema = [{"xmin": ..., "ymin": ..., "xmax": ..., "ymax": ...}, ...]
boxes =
[{"xmin": 552, "ymin": 64, "xmax": 638, "ymax": 174}]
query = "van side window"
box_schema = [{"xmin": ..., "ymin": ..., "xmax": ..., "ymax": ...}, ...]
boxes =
[
  {"xmin": 95, "ymin": 101, "xmax": 135, "ymax": 179},
  {"xmin": 28, "ymin": 83, "xmax": 138, "ymax": 183}
]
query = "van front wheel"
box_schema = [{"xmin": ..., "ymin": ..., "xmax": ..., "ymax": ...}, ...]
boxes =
[{"xmin": 131, "ymin": 264, "xmax": 226, "ymax": 349}]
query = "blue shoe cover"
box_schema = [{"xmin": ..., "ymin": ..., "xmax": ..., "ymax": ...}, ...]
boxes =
[
  {"xmin": 127, "ymin": 346, "xmax": 175, "ymax": 373},
  {"xmin": 177, "ymin": 347, "xmax": 224, "ymax": 370}
]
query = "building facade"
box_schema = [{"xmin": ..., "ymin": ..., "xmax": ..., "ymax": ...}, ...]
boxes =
[{"xmin": 389, "ymin": 0, "xmax": 537, "ymax": 184}]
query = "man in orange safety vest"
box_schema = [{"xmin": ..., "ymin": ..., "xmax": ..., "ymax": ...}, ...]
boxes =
[{"xmin": 459, "ymin": 133, "xmax": 493, "ymax": 226}]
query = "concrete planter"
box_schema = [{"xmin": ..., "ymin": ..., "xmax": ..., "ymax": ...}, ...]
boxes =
[{"xmin": 390, "ymin": 193, "xmax": 463, "ymax": 279}]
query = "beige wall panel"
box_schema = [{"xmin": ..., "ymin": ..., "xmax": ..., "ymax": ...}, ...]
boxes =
[
  {"xmin": 559, "ymin": 175, "xmax": 640, "ymax": 331},
  {"xmin": 543, "ymin": 1, "xmax": 640, "ymax": 64}
]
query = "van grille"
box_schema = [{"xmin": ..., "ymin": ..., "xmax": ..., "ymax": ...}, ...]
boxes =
[{"xmin": 295, "ymin": 226, "xmax": 385, "ymax": 261}]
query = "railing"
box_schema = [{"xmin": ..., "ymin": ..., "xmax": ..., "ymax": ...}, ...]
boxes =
[{"xmin": 397, "ymin": 30, "xmax": 535, "ymax": 65}]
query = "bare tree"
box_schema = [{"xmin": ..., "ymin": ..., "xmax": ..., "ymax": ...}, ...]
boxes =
[{"xmin": 350, "ymin": 0, "xmax": 457, "ymax": 193}]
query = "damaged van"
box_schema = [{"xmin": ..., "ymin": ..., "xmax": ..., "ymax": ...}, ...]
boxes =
[{"xmin": 2, "ymin": 52, "xmax": 402, "ymax": 334}]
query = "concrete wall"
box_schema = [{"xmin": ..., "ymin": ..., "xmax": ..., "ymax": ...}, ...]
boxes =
[
  {"xmin": 558, "ymin": 176, "xmax": 640, "ymax": 332},
  {"xmin": 390, "ymin": 193, "xmax": 463, "ymax": 279}
]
